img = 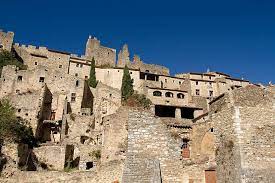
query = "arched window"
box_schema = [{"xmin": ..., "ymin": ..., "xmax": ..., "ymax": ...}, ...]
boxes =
[
  {"xmin": 165, "ymin": 92, "xmax": 173, "ymax": 98},
  {"xmin": 153, "ymin": 91, "xmax": 162, "ymax": 97},
  {"xmin": 177, "ymin": 93, "xmax": 185, "ymax": 99}
]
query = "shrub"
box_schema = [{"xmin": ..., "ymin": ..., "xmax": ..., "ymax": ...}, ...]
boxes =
[
  {"xmin": 0, "ymin": 99, "xmax": 36, "ymax": 147},
  {"xmin": 124, "ymin": 94, "xmax": 152, "ymax": 109},
  {"xmin": 0, "ymin": 50, "xmax": 27, "ymax": 76}
]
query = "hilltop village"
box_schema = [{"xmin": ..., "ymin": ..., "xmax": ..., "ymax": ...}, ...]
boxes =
[{"xmin": 0, "ymin": 30, "xmax": 274, "ymax": 183}]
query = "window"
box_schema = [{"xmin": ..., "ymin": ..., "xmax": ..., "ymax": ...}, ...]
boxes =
[
  {"xmin": 85, "ymin": 76, "xmax": 88, "ymax": 80},
  {"xmin": 59, "ymin": 65, "xmax": 62, "ymax": 68},
  {"xmin": 76, "ymin": 63, "xmax": 79, "ymax": 67},
  {"xmin": 196, "ymin": 89, "xmax": 200, "ymax": 96},
  {"xmin": 153, "ymin": 91, "xmax": 162, "ymax": 97},
  {"xmin": 165, "ymin": 92, "xmax": 173, "ymax": 98},
  {"xmin": 196, "ymin": 81, "xmax": 199, "ymax": 85},
  {"xmin": 39, "ymin": 77, "xmax": 45, "ymax": 83},
  {"xmin": 130, "ymin": 72, "xmax": 132, "ymax": 74},
  {"xmin": 165, "ymin": 79, "xmax": 167, "ymax": 83},
  {"xmin": 35, "ymin": 62, "xmax": 38, "ymax": 65},
  {"xmin": 75, "ymin": 73, "xmax": 78, "ymax": 77},
  {"xmin": 209, "ymin": 82, "xmax": 212, "ymax": 86},
  {"xmin": 209, "ymin": 76, "xmax": 212, "ymax": 80},
  {"xmin": 71, "ymin": 93, "xmax": 76, "ymax": 102},
  {"xmin": 210, "ymin": 128, "xmax": 214, "ymax": 132},
  {"xmin": 209, "ymin": 90, "xmax": 213, "ymax": 97},
  {"xmin": 16, "ymin": 89, "xmax": 20, "ymax": 94},
  {"xmin": 17, "ymin": 76, "xmax": 22, "ymax": 81},
  {"xmin": 80, "ymin": 64, "xmax": 83, "ymax": 68},
  {"xmin": 177, "ymin": 93, "xmax": 185, "ymax": 99},
  {"xmin": 179, "ymin": 81, "xmax": 181, "ymax": 85},
  {"xmin": 76, "ymin": 80, "xmax": 79, "ymax": 87},
  {"xmin": 145, "ymin": 70, "xmax": 149, "ymax": 73}
]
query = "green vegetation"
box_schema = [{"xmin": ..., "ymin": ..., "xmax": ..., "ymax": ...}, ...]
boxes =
[
  {"xmin": 89, "ymin": 149, "xmax": 101, "ymax": 160},
  {"xmin": 124, "ymin": 94, "xmax": 152, "ymax": 109},
  {"xmin": 121, "ymin": 66, "xmax": 134, "ymax": 100},
  {"xmin": 0, "ymin": 50, "xmax": 27, "ymax": 76},
  {"xmin": 87, "ymin": 57, "xmax": 98, "ymax": 88},
  {"xmin": 0, "ymin": 99, "xmax": 36, "ymax": 147}
]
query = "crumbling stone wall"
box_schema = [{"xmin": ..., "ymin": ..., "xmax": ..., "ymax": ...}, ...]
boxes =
[
  {"xmin": 211, "ymin": 86, "xmax": 275, "ymax": 183},
  {"xmin": 0, "ymin": 30, "xmax": 14, "ymax": 51},
  {"xmin": 85, "ymin": 36, "xmax": 116, "ymax": 67},
  {"xmin": 13, "ymin": 44, "xmax": 70, "ymax": 74},
  {"xmin": 101, "ymin": 107, "xmax": 128, "ymax": 163},
  {"xmin": 122, "ymin": 109, "xmax": 182, "ymax": 183}
]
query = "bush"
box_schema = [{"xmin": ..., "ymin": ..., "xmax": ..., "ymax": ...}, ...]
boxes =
[
  {"xmin": 123, "ymin": 94, "xmax": 152, "ymax": 109},
  {"xmin": 0, "ymin": 50, "xmax": 27, "ymax": 76},
  {"xmin": 0, "ymin": 99, "xmax": 36, "ymax": 147},
  {"xmin": 89, "ymin": 149, "xmax": 101, "ymax": 160}
]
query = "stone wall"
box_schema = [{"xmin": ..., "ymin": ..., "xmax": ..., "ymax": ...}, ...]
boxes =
[
  {"xmin": 0, "ymin": 160, "xmax": 124, "ymax": 183},
  {"xmin": 0, "ymin": 30, "xmax": 14, "ymax": 51},
  {"xmin": 101, "ymin": 107, "xmax": 128, "ymax": 163},
  {"xmin": 210, "ymin": 85, "xmax": 275, "ymax": 183},
  {"xmin": 85, "ymin": 36, "xmax": 116, "ymax": 67},
  {"xmin": 122, "ymin": 109, "xmax": 182, "ymax": 183},
  {"xmin": 13, "ymin": 44, "xmax": 70, "ymax": 74}
]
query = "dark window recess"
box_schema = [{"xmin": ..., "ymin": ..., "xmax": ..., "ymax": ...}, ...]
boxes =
[
  {"xmin": 35, "ymin": 62, "xmax": 38, "ymax": 65},
  {"xmin": 140, "ymin": 72, "xmax": 145, "ymax": 79},
  {"xmin": 177, "ymin": 93, "xmax": 185, "ymax": 99},
  {"xmin": 196, "ymin": 81, "xmax": 199, "ymax": 85},
  {"xmin": 165, "ymin": 92, "xmax": 173, "ymax": 98},
  {"xmin": 76, "ymin": 80, "xmax": 79, "ymax": 87},
  {"xmin": 210, "ymin": 128, "xmax": 214, "ymax": 132},
  {"xmin": 59, "ymin": 65, "xmax": 62, "ymax": 68},
  {"xmin": 155, "ymin": 105, "xmax": 175, "ymax": 118},
  {"xmin": 17, "ymin": 76, "xmax": 23, "ymax": 81},
  {"xmin": 75, "ymin": 73, "xmax": 78, "ymax": 77},
  {"xmin": 196, "ymin": 89, "xmax": 200, "ymax": 96},
  {"xmin": 71, "ymin": 93, "xmax": 76, "ymax": 102},
  {"xmin": 18, "ymin": 109, "xmax": 21, "ymax": 113},
  {"xmin": 181, "ymin": 107, "xmax": 195, "ymax": 119},
  {"xmin": 86, "ymin": 162, "xmax": 93, "ymax": 170},
  {"xmin": 76, "ymin": 63, "xmax": 79, "ymax": 67},
  {"xmin": 16, "ymin": 89, "xmax": 20, "ymax": 93},
  {"xmin": 39, "ymin": 77, "xmax": 45, "ymax": 83},
  {"xmin": 209, "ymin": 91, "xmax": 213, "ymax": 97},
  {"xmin": 80, "ymin": 136, "xmax": 89, "ymax": 144},
  {"xmin": 85, "ymin": 76, "xmax": 88, "ymax": 80},
  {"xmin": 153, "ymin": 91, "xmax": 162, "ymax": 97}
]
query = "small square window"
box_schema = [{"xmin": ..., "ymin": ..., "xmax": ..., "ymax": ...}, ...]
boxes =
[
  {"xmin": 196, "ymin": 89, "xmax": 200, "ymax": 96},
  {"xmin": 35, "ymin": 62, "xmax": 38, "ymax": 65},
  {"xmin": 71, "ymin": 93, "xmax": 76, "ymax": 102},
  {"xmin": 59, "ymin": 65, "xmax": 62, "ymax": 68},
  {"xmin": 75, "ymin": 73, "xmax": 78, "ymax": 77},
  {"xmin": 17, "ymin": 76, "xmax": 23, "ymax": 81},
  {"xmin": 39, "ymin": 77, "xmax": 45, "ymax": 83},
  {"xmin": 76, "ymin": 64, "xmax": 79, "ymax": 67}
]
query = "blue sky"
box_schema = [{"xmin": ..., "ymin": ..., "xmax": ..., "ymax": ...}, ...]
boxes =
[{"xmin": 1, "ymin": 0, "xmax": 274, "ymax": 84}]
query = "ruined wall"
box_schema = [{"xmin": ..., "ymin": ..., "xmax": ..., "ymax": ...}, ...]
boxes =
[
  {"xmin": 211, "ymin": 86, "xmax": 275, "ymax": 183},
  {"xmin": 0, "ymin": 30, "xmax": 14, "ymax": 51},
  {"xmin": 13, "ymin": 44, "xmax": 70, "ymax": 74},
  {"xmin": 101, "ymin": 107, "xmax": 128, "ymax": 163},
  {"xmin": 0, "ymin": 65, "xmax": 88, "ymax": 120},
  {"xmin": 1, "ymin": 160, "xmax": 124, "ymax": 183},
  {"xmin": 122, "ymin": 109, "xmax": 182, "ymax": 183},
  {"xmin": 85, "ymin": 36, "xmax": 116, "ymax": 67}
]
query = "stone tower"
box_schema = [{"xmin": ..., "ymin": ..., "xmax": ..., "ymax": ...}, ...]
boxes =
[
  {"xmin": 85, "ymin": 35, "xmax": 116, "ymax": 67},
  {"xmin": 117, "ymin": 44, "xmax": 131, "ymax": 67},
  {"xmin": 0, "ymin": 30, "xmax": 14, "ymax": 52}
]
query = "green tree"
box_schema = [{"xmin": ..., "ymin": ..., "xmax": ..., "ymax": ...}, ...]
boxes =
[
  {"xmin": 121, "ymin": 65, "xmax": 134, "ymax": 100},
  {"xmin": 88, "ymin": 57, "xmax": 97, "ymax": 88},
  {"xmin": 0, "ymin": 50, "xmax": 27, "ymax": 76},
  {"xmin": 0, "ymin": 99, "xmax": 36, "ymax": 147}
]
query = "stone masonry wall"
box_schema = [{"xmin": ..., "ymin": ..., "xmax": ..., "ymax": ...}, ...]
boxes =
[{"xmin": 122, "ymin": 109, "xmax": 182, "ymax": 183}]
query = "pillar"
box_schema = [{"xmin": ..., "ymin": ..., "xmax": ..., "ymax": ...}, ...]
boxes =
[{"xmin": 175, "ymin": 108, "xmax": 181, "ymax": 119}]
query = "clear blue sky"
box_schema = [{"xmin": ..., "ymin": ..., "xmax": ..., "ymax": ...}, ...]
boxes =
[{"xmin": 1, "ymin": 0, "xmax": 274, "ymax": 84}]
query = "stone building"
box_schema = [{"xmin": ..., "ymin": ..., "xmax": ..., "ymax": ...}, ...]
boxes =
[{"xmin": 0, "ymin": 30, "xmax": 273, "ymax": 183}]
